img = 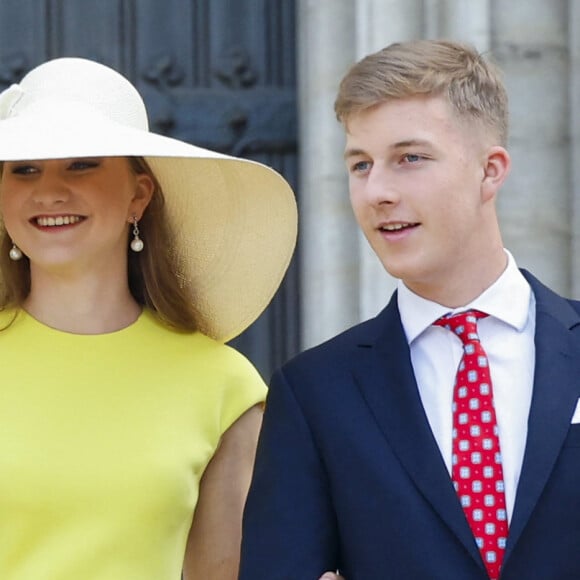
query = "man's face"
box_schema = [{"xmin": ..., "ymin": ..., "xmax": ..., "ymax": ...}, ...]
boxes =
[{"xmin": 344, "ymin": 94, "xmax": 504, "ymax": 303}]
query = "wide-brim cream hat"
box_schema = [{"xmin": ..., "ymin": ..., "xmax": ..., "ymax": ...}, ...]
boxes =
[{"xmin": 0, "ymin": 57, "xmax": 297, "ymax": 342}]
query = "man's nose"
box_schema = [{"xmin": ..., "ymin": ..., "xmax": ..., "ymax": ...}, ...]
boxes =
[{"xmin": 366, "ymin": 167, "xmax": 400, "ymax": 205}]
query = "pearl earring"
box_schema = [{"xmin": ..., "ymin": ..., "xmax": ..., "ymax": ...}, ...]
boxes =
[
  {"xmin": 130, "ymin": 216, "xmax": 144, "ymax": 252},
  {"xmin": 9, "ymin": 243, "xmax": 23, "ymax": 261}
]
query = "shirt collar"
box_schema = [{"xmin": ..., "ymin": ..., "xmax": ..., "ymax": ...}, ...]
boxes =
[{"xmin": 397, "ymin": 250, "xmax": 532, "ymax": 345}]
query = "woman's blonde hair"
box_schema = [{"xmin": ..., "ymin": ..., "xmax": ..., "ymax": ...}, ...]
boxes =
[
  {"xmin": 0, "ymin": 157, "xmax": 199, "ymax": 332},
  {"xmin": 335, "ymin": 39, "xmax": 509, "ymax": 146}
]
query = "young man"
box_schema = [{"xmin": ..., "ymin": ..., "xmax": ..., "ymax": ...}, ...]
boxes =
[{"xmin": 240, "ymin": 40, "xmax": 580, "ymax": 580}]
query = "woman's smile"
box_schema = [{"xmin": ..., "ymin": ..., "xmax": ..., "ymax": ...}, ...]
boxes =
[{"xmin": 32, "ymin": 214, "xmax": 85, "ymax": 228}]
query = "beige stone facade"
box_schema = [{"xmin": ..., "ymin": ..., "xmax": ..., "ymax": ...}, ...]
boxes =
[{"xmin": 298, "ymin": 0, "xmax": 580, "ymax": 348}]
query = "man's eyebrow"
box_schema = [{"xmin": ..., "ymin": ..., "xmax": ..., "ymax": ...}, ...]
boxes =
[
  {"xmin": 392, "ymin": 139, "xmax": 433, "ymax": 148},
  {"xmin": 344, "ymin": 139, "xmax": 433, "ymax": 160},
  {"xmin": 343, "ymin": 148, "xmax": 366, "ymax": 160}
]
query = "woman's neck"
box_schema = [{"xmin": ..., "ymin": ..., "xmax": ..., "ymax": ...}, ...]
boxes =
[{"xmin": 24, "ymin": 269, "xmax": 142, "ymax": 334}]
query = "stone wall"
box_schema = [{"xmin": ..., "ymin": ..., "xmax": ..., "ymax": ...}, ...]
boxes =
[{"xmin": 297, "ymin": 0, "xmax": 579, "ymax": 348}]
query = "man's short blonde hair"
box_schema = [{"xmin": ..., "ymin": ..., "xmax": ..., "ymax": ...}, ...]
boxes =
[{"xmin": 335, "ymin": 39, "xmax": 509, "ymax": 146}]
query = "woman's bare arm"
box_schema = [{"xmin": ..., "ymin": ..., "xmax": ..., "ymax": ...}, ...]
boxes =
[{"xmin": 182, "ymin": 404, "xmax": 262, "ymax": 580}]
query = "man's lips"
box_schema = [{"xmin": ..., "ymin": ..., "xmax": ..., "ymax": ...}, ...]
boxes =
[{"xmin": 378, "ymin": 222, "xmax": 420, "ymax": 232}]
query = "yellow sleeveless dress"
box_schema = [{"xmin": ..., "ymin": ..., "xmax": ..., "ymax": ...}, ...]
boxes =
[{"xmin": 0, "ymin": 309, "xmax": 266, "ymax": 579}]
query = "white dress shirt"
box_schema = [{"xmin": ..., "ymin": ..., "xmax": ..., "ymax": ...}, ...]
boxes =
[{"xmin": 397, "ymin": 251, "xmax": 535, "ymax": 521}]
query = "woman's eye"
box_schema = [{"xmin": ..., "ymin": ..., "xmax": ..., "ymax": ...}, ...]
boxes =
[
  {"xmin": 10, "ymin": 164, "xmax": 38, "ymax": 175},
  {"xmin": 69, "ymin": 159, "xmax": 100, "ymax": 170}
]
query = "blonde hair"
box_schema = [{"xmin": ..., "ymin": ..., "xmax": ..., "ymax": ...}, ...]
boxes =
[
  {"xmin": 335, "ymin": 39, "xmax": 509, "ymax": 145},
  {"xmin": 0, "ymin": 157, "xmax": 199, "ymax": 332}
]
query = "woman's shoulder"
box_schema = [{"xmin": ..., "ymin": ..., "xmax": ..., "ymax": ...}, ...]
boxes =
[
  {"xmin": 142, "ymin": 309, "xmax": 261, "ymax": 373},
  {"xmin": 142, "ymin": 311, "xmax": 267, "ymax": 410}
]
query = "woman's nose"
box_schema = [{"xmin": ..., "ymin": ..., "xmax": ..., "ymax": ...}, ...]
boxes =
[{"xmin": 32, "ymin": 171, "xmax": 70, "ymax": 205}]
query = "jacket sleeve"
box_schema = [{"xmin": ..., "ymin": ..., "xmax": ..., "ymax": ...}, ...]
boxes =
[{"xmin": 239, "ymin": 367, "xmax": 340, "ymax": 579}]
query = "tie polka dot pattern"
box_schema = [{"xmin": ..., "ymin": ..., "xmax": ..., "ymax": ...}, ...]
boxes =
[{"xmin": 434, "ymin": 310, "xmax": 508, "ymax": 580}]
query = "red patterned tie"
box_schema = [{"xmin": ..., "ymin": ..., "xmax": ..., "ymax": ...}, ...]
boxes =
[{"xmin": 434, "ymin": 310, "xmax": 508, "ymax": 580}]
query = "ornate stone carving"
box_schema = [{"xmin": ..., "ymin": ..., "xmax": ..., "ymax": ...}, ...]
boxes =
[
  {"xmin": 0, "ymin": 54, "xmax": 27, "ymax": 88},
  {"xmin": 140, "ymin": 50, "xmax": 296, "ymax": 156}
]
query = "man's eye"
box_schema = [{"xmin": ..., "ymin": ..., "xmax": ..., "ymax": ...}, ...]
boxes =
[
  {"xmin": 352, "ymin": 161, "xmax": 371, "ymax": 172},
  {"xmin": 402, "ymin": 154, "xmax": 422, "ymax": 163}
]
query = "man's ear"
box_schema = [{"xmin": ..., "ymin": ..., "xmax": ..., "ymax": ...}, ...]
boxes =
[{"xmin": 481, "ymin": 145, "xmax": 511, "ymax": 202}]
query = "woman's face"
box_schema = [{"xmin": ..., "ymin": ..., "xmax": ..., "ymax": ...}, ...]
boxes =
[{"xmin": 0, "ymin": 156, "xmax": 153, "ymax": 276}]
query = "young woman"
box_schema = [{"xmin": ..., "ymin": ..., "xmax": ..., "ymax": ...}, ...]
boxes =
[{"xmin": 0, "ymin": 57, "xmax": 297, "ymax": 580}]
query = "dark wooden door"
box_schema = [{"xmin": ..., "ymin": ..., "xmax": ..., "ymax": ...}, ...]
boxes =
[{"xmin": 0, "ymin": 0, "xmax": 299, "ymax": 380}]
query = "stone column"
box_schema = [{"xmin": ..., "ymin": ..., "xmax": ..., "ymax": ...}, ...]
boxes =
[
  {"xmin": 493, "ymin": 0, "xmax": 571, "ymax": 294},
  {"xmin": 434, "ymin": 0, "xmax": 491, "ymax": 50},
  {"xmin": 297, "ymin": 0, "xmax": 359, "ymax": 348},
  {"xmin": 570, "ymin": 0, "xmax": 580, "ymax": 296}
]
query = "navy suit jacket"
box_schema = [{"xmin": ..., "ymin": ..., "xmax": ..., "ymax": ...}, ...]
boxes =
[{"xmin": 240, "ymin": 271, "xmax": 580, "ymax": 579}]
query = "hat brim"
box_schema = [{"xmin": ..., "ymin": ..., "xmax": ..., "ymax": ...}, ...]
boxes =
[
  {"xmin": 0, "ymin": 107, "xmax": 298, "ymax": 342},
  {"xmin": 148, "ymin": 155, "xmax": 297, "ymax": 343}
]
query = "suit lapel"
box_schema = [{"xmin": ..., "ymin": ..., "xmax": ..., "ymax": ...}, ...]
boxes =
[
  {"xmin": 504, "ymin": 272, "xmax": 580, "ymax": 561},
  {"xmin": 348, "ymin": 272, "xmax": 580, "ymax": 569},
  {"xmin": 350, "ymin": 294, "xmax": 484, "ymax": 567}
]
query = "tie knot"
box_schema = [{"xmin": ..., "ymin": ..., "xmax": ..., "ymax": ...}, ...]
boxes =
[{"xmin": 433, "ymin": 309, "xmax": 488, "ymax": 345}]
